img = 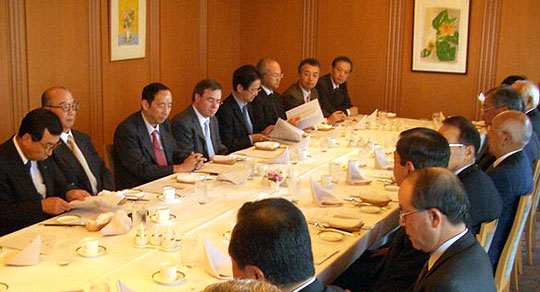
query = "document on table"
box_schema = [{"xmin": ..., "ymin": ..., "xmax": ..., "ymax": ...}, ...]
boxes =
[
  {"xmin": 286, "ymin": 99, "xmax": 324, "ymax": 129},
  {"xmin": 269, "ymin": 118, "xmax": 305, "ymax": 143}
]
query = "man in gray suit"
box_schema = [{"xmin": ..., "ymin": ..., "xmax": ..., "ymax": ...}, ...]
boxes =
[
  {"xmin": 401, "ymin": 167, "xmax": 496, "ymax": 292},
  {"xmin": 171, "ymin": 79, "xmax": 228, "ymax": 161},
  {"xmin": 281, "ymin": 58, "xmax": 346, "ymax": 125}
]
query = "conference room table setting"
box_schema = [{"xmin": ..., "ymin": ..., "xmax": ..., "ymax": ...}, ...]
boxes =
[{"xmin": 0, "ymin": 112, "xmax": 435, "ymax": 292}]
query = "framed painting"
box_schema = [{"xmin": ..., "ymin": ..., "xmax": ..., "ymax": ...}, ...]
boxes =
[
  {"xmin": 412, "ymin": 0, "xmax": 470, "ymax": 74},
  {"xmin": 111, "ymin": 0, "xmax": 146, "ymax": 61}
]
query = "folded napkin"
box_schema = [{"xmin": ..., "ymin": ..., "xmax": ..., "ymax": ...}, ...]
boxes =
[
  {"xmin": 117, "ymin": 280, "xmax": 138, "ymax": 292},
  {"xmin": 433, "ymin": 118, "xmax": 442, "ymax": 130},
  {"xmin": 347, "ymin": 160, "xmax": 367, "ymax": 184},
  {"xmin": 374, "ymin": 149, "xmax": 392, "ymax": 169},
  {"xmin": 268, "ymin": 148, "xmax": 290, "ymax": 164},
  {"xmin": 101, "ymin": 210, "xmax": 132, "ymax": 236},
  {"xmin": 218, "ymin": 168, "xmax": 250, "ymax": 185},
  {"xmin": 203, "ymin": 238, "xmax": 232, "ymax": 279},
  {"xmin": 366, "ymin": 109, "xmax": 378, "ymax": 123},
  {"xmin": 69, "ymin": 190, "xmax": 124, "ymax": 210},
  {"xmin": 354, "ymin": 115, "xmax": 367, "ymax": 130},
  {"xmin": 4, "ymin": 235, "xmax": 41, "ymax": 266},
  {"xmin": 310, "ymin": 179, "xmax": 343, "ymax": 207},
  {"xmin": 327, "ymin": 217, "xmax": 364, "ymax": 232},
  {"xmin": 296, "ymin": 135, "xmax": 311, "ymax": 151},
  {"xmin": 478, "ymin": 92, "xmax": 486, "ymax": 102}
]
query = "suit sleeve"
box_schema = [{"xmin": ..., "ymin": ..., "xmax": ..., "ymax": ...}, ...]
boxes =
[
  {"xmin": 216, "ymin": 106, "xmax": 252, "ymax": 153},
  {"xmin": 171, "ymin": 117, "xmax": 195, "ymax": 162},
  {"xmin": 315, "ymin": 81, "xmax": 333, "ymax": 117},
  {"xmin": 82, "ymin": 133, "xmax": 115, "ymax": 191},
  {"xmin": 114, "ymin": 122, "xmax": 173, "ymax": 182}
]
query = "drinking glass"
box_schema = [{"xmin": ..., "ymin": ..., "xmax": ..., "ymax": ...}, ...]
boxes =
[
  {"xmin": 181, "ymin": 234, "xmax": 199, "ymax": 268},
  {"xmin": 195, "ymin": 181, "xmax": 208, "ymax": 205}
]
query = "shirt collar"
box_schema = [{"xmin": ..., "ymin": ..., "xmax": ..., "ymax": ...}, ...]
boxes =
[
  {"xmin": 232, "ymin": 93, "xmax": 248, "ymax": 108},
  {"xmin": 526, "ymin": 107, "xmax": 535, "ymax": 114},
  {"xmin": 454, "ymin": 162, "xmax": 474, "ymax": 175},
  {"xmin": 286, "ymin": 277, "xmax": 316, "ymax": 292},
  {"xmin": 299, "ymin": 84, "xmax": 310, "ymax": 101},
  {"xmin": 492, "ymin": 148, "xmax": 522, "ymax": 168},
  {"xmin": 59, "ymin": 130, "xmax": 73, "ymax": 144},
  {"xmin": 330, "ymin": 76, "xmax": 339, "ymax": 90},
  {"xmin": 261, "ymin": 84, "xmax": 273, "ymax": 96},
  {"xmin": 428, "ymin": 228, "xmax": 468, "ymax": 270},
  {"xmin": 192, "ymin": 105, "xmax": 210, "ymax": 128},
  {"xmin": 12, "ymin": 136, "xmax": 29, "ymax": 165},
  {"xmin": 141, "ymin": 111, "xmax": 160, "ymax": 136}
]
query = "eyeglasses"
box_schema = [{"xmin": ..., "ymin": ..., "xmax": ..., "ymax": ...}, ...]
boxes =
[
  {"xmin": 203, "ymin": 97, "xmax": 223, "ymax": 105},
  {"xmin": 399, "ymin": 208, "xmax": 425, "ymax": 222},
  {"xmin": 449, "ymin": 143, "xmax": 465, "ymax": 148},
  {"xmin": 46, "ymin": 102, "xmax": 80, "ymax": 113},
  {"xmin": 269, "ymin": 73, "xmax": 284, "ymax": 79},
  {"xmin": 31, "ymin": 135, "xmax": 61, "ymax": 152},
  {"xmin": 247, "ymin": 87, "xmax": 261, "ymax": 95}
]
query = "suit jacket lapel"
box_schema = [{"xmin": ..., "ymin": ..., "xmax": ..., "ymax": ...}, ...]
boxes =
[
  {"xmin": 231, "ymin": 97, "xmax": 250, "ymax": 133},
  {"xmin": 37, "ymin": 161, "xmax": 54, "ymax": 197},
  {"xmin": 188, "ymin": 107, "xmax": 206, "ymax": 141},
  {"xmin": 159, "ymin": 122, "xmax": 176, "ymax": 164},
  {"xmin": 136, "ymin": 114, "xmax": 158, "ymax": 164},
  {"xmin": 424, "ymin": 231, "xmax": 475, "ymax": 280},
  {"xmin": 209, "ymin": 117, "xmax": 221, "ymax": 151}
]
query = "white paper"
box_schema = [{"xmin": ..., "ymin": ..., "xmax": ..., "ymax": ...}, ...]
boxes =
[
  {"xmin": 203, "ymin": 238, "xmax": 232, "ymax": 279},
  {"xmin": 374, "ymin": 150, "xmax": 392, "ymax": 169},
  {"xmin": 296, "ymin": 135, "xmax": 311, "ymax": 151},
  {"xmin": 310, "ymin": 179, "xmax": 343, "ymax": 207},
  {"xmin": 269, "ymin": 118, "xmax": 304, "ymax": 143},
  {"xmin": 286, "ymin": 99, "xmax": 325, "ymax": 129},
  {"xmin": 4, "ymin": 235, "xmax": 41, "ymax": 266},
  {"xmin": 267, "ymin": 148, "xmax": 290, "ymax": 164},
  {"xmin": 69, "ymin": 190, "xmax": 124, "ymax": 210}
]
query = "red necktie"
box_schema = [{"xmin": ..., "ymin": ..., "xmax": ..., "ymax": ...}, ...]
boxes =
[{"xmin": 152, "ymin": 130, "xmax": 167, "ymax": 166}]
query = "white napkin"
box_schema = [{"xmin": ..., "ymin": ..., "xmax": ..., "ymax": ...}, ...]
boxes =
[
  {"xmin": 268, "ymin": 148, "xmax": 290, "ymax": 164},
  {"xmin": 117, "ymin": 280, "xmax": 138, "ymax": 292},
  {"xmin": 327, "ymin": 218, "xmax": 364, "ymax": 232},
  {"xmin": 296, "ymin": 135, "xmax": 311, "ymax": 151},
  {"xmin": 478, "ymin": 92, "xmax": 486, "ymax": 103},
  {"xmin": 203, "ymin": 238, "xmax": 232, "ymax": 279},
  {"xmin": 354, "ymin": 115, "xmax": 367, "ymax": 130},
  {"xmin": 69, "ymin": 190, "xmax": 124, "ymax": 210},
  {"xmin": 310, "ymin": 179, "xmax": 343, "ymax": 207},
  {"xmin": 439, "ymin": 111, "xmax": 445, "ymax": 121},
  {"xmin": 366, "ymin": 109, "xmax": 378, "ymax": 123},
  {"xmin": 4, "ymin": 235, "xmax": 41, "ymax": 266},
  {"xmin": 101, "ymin": 210, "xmax": 132, "ymax": 236},
  {"xmin": 374, "ymin": 149, "xmax": 392, "ymax": 169},
  {"xmin": 347, "ymin": 161, "xmax": 367, "ymax": 184},
  {"xmin": 218, "ymin": 168, "xmax": 250, "ymax": 185}
]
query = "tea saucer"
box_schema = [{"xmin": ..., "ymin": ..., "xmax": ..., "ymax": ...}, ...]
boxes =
[
  {"xmin": 157, "ymin": 194, "xmax": 182, "ymax": 203},
  {"xmin": 56, "ymin": 214, "xmax": 82, "ymax": 224},
  {"xmin": 76, "ymin": 245, "xmax": 107, "ymax": 258},
  {"xmin": 152, "ymin": 271, "xmax": 186, "ymax": 286},
  {"xmin": 317, "ymin": 230, "xmax": 344, "ymax": 242},
  {"xmin": 149, "ymin": 214, "xmax": 177, "ymax": 224}
]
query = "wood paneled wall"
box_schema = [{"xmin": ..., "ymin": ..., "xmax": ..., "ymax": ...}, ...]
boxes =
[{"xmin": 1, "ymin": 0, "xmax": 540, "ymax": 154}]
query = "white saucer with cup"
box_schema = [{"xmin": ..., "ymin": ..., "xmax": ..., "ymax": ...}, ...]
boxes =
[
  {"xmin": 161, "ymin": 187, "xmax": 176, "ymax": 202},
  {"xmin": 152, "ymin": 262, "xmax": 185, "ymax": 286}
]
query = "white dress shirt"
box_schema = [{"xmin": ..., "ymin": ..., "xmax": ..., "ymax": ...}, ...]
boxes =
[
  {"xmin": 261, "ymin": 84, "xmax": 273, "ymax": 96},
  {"xmin": 428, "ymin": 228, "xmax": 468, "ymax": 270},
  {"xmin": 13, "ymin": 136, "xmax": 46, "ymax": 198},
  {"xmin": 141, "ymin": 112, "xmax": 163, "ymax": 150},
  {"xmin": 60, "ymin": 131, "xmax": 98, "ymax": 194},
  {"xmin": 300, "ymin": 85, "xmax": 311, "ymax": 103},
  {"xmin": 492, "ymin": 149, "xmax": 522, "ymax": 168},
  {"xmin": 454, "ymin": 162, "xmax": 474, "ymax": 176}
]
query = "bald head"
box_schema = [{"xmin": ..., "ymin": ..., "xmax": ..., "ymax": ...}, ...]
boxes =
[
  {"xmin": 41, "ymin": 86, "xmax": 70, "ymax": 107},
  {"xmin": 488, "ymin": 110, "xmax": 532, "ymax": 157},
  {"xmin": 257, "ymin": 59, "xmax": 282, "ymax": 91},
  {"xmin": 512, "ymin": 80, "xmax": 539, "ymax": 111}
]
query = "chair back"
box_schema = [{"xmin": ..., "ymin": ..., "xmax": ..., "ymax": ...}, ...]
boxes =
[
  {"xmin": 476, "ymin": 219, "xmax": 498, "ymax": 253},
  {"xmin": 103, "ymin": 144, "xmax": 115, "ymax": 176},
  {"xmin": 494, "ymin": 193, "xmax": 532, "ymax": 292}
]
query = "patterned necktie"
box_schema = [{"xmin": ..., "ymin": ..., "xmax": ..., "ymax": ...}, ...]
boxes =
[
  {"xmin": 67, "ymin": 135, "xmax": 98, "ymax": 194},
  {"xmin": 306, "ymin": 92, "xmax": 312, "ymax": 102},
  {"xmin": 204, "ymin": 120, "xmax": 215, "ymax": 158},
  {"xmin": 151, "ymin": 130, "xmax": 167, "ymax": 166},
  {"xmin": 242, "ymin": 105, "xmax": 254, "ymax": 134}
]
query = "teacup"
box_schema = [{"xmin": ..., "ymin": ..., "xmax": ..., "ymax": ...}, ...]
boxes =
[
  {"xmin": 160, "ymin": 262, "xmax": 177, "ymax": 282},
  {"xmin": 156, "ymin": 207, "xmax": 170, "ymax": 222},
  {"xmin": 82, "ymin": 238, "xmax": 99, "ymax": 255},
  {"xmin": 162, "ymin": 187, "xmax": 175, "ymax": 201}
]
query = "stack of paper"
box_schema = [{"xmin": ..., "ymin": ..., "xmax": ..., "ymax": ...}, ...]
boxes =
[
  {"xmin": 286, "ymin": 99, "xmax": 324, "ymax": 129},
  {"xmin": 269, "ymin": 118, "xmax": 304, "ymax": 143}
]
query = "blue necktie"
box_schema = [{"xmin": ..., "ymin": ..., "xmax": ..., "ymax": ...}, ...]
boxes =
[
  {"xmin": 24, "ymin": 161, "xmax": 31, "ymax": 174},
  {"xmin": 204, "ymin": 120, "xmax": 215, "ymax": 158},
  {"xmin": 242, "ymin": 105, "xmax": 254, "ymax": 134}
]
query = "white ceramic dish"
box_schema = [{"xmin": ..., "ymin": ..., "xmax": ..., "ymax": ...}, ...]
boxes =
[
  {"xmin": 152, "ymin": 271, "xmax": 186, "ymax": 286},
  {"xmin": 76, "ymin": 245, "xmax": 107, "ymax": 258},
  {"xmin": 149, "ymin": 214, "xmax": 177, "ymax": 224},
  {"xmin": 56, "ymin": 214, "xmax": 82, "ymax": 224},
  {"xmin": 317, "ymin": 230, "xmax": 345, "ymax": 242},
  {"xmin": 254, "ymin": 141, "xmax": 280, "ymax": 151},
  {"xmin": 176, "ymin": 173, "xmax": 207, "ymax": 184}
]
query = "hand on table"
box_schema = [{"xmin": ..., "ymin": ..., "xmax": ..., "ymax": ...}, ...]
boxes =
[
  {"xmin": 41, "ymin": 197, "xmax": 71, "ymax": 215},
  {"xmin": 261, "ymin": 125, "xmax": 275, "ymax": 135},
  {"xmin": 327, "ymin": 111, "xmax": 347, "ymax": 125},
  {"xmin": 175, "ymin": 152, "xmax": 205, "ymax": 172},
  {"xmin": 250, "ymin": 133, "xmax": 270, "ymax": 143},
  {"xmin": 66, "ymin": 189, "xmax": 91, "ymax": 201}
]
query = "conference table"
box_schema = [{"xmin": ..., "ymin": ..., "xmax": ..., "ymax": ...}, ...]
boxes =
[{"xmin": 0, "ymin": 115, "xmax": 433, "ymax": 292}]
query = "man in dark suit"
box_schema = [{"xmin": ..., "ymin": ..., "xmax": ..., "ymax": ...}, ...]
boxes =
[
  {"xmin": 512, "ymin": 79, "xmax": 540, "ymax": 138},
  {"xmin": 113, "ymin": 82, "xmax": 205, "ymax": 189},
  {"xmin": 334, "ymin": 128, "xmax": 450, "ymax": 292},
  {"xmin": 281, "ymin": 58, "xmax": 346, "ymax": 125},
  {"xmin": 477, "ymin": 85, "xmax": 540, "ymax": 171},
  {"xmin": 216, "ymin": 65, "xmax": 273, "ymax": 152},
  {"xmin": 485, "ymin": 111, "xmax": 534, "ymax": 268},
  {"xmin": 171, "ymin": 79, "xmax": 227, "ymax": 160},
  {"xmin": 439, "ymin": 116, "xmax": 501, "ymax": 234},
  {"xmin": 42, "ymin": 86, "xmax": 114, "ymax": 194},
  {"xmin": 402, "ymin": 168, "xmax": 496, "ymax": 292},
  {"xmin": 229, "ymin": 198, "xmax": 342, "ymax": 292},
  {"xmin": 0, "ymin": 109, "xmax": 90, "ymax": 235},
  {"xmin": 316, "ymin": 56, "xmax": 358, "ymax": 117}
]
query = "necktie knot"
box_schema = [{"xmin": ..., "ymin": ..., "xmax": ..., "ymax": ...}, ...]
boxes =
[{"xmin": 24, "ymin": 161, "xmax": 31, "ymax": 173}]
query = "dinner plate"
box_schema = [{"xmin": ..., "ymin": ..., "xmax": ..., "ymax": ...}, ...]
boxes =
[
  {"xmin": 152, "ymin": 271, "xmax": 186, "ymax": 286},
  {"xmin": 176, "ymin": 173, "xmax": 207, "ymax": 184},
  {"xmin": 317, "ymin": 124, "xmax": 333, "ymax": 131},
  {"xmin": 254, "ymin": 141, "xmax": 280, "ymax": 151},
  {"xmin": 76, "ymin": 245, "xmax": 107, "ymax": 258},
  {"xmin": 56, "ymin": 214, "xmax": 82, "ymax": 224},
  {"xmin": 359, "ymin": 205, "xmax": 382, "ymax": 214},
  {"xmin": 317, "ymin": 230, "xmax": 344, "ymax": 242}
]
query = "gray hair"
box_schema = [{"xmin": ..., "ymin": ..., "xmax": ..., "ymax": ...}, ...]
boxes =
[
  {"xmin": 512, "ymin": 80, "xmax": 540, "ymax": 109},
  {"xmin": 204, "ymin": 280, "xmax": 281, "ymax": 292}
]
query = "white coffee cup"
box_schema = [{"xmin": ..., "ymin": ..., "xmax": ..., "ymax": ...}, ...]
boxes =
[
  {"xmin": 162, "ymin": 186, "xmax": 175, "ymax": 201},
  {"xmin": 156, "ymin": 207, "xmax": 170, "ymax": 222},
  {"xmin": 82, "ymin": 238, "xmax": 99, "ymax": 255},
  {"xmin": 160, "ymin": 262, "xmax": 177, "ymax": 282}
]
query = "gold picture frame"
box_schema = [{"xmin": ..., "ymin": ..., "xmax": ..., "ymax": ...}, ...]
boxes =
[{"xmin": 110, "ymin": 0, "xmax": 146, "ymax": 61}]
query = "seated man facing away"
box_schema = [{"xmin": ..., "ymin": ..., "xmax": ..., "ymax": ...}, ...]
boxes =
[
  {"xmin": 438, "ymin": 116, "xmax": 501, "ymax": 234},
  {"xmin": 229, "ymin": 198, "xmax": 343, "ymax": 292},
  {"xmin": 485, "ymin": 110, "xmax": 533, "ymax": 269},
  {"xmin": 334, "ymin": 128, "xmax": 449, "ymax": 292},
  {"xmin": 171, "ymin": 79, "xmax": 228, "ymax": 161},
  {"xmin": 511, "ymin": 79, "xmax": 540, "ymax": 138},
  {"xmin": 400, "ymin": 167, "xmax": 496, "ymax": 292},
  {"xmin": 43, "ymin": 86, "xmax": 114, "ymax": 194},
  {"xmin": 0, "ymin": 108, "xmax": 90, "ymax": 236},
  {"xmin": 114, "ymin": 82, "xmax": 204, "ymax": 189},
  {"xmin": 204, "ymin": 280, "xmax": 280, "ymax": 292},
  {"xmin": 315, "ymin": 56, "xmax": 358, "ymax": 117},
  {"xmin": 281, "ymin": 58, "xmax": 346, "ymax": 125},
  {"xmin": 216, "ymin": 65, "xmax": 274, "ymax": 152}
]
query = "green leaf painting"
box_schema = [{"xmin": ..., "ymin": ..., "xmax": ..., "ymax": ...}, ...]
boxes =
[{"xmin": 422, "ymin": 9, "xmax": 459, "ymax": 62}]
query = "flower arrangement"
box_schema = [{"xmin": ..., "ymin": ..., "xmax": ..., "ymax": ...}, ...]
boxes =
[
  {"xmin": 267, "ymin": 171, "xmax": 283, "ymax": 183},
  {"xmin": 422, "ymin": 9, "xmax": 459, "ymax": 61}
]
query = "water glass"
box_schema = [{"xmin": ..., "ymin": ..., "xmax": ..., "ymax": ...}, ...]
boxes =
[
  {"xmin": 195, "ymin": 181, "xmax": 208, "ymax": 205},
  {"xmin": 132, "ymin": 202, "xmax": 147, "ymax": 228},
  {"xmin": 54, "ymin": 238, "xmax": 73, "ymax": 266},
  {"xmin": 329, "ymin": 162, "xmax": 341, "ymax": 183},
  {"xmin": 181, "ymin": 234, "xmax": 199, "ymax": 268}
]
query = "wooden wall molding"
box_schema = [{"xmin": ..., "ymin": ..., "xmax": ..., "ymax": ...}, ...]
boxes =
[
  {"xmin": 88, "ymin": 0, "xmax": 104, "ymax": 147},
  {"xmin": 383, "ymin": 0, "xmax": 405, "ymax": 113},
  {"xmin": 474, "ymin": 0, "xmax": 502, "ymax": 119},
  {"xmin": 302, "ymin": 0, "xmax": 317, "ymax": 58},
  {"xmin": 7, "ymin": 0, "xmax": 28, "ymax": 132},
  {"xmin": 149, "ymin": 0, "xmax": 160, "ymax": 81},
  {"xmin": 199, "ymin": 0, "xmax": 208, "ymax": 78}
]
